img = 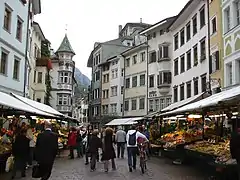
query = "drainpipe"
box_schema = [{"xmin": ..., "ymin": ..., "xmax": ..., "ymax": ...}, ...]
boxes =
[
  {"xmin": 207, "ymin": 0, "xmax": 212, "ymax": 95},
  {"xmin": 23, "ymin": 0, "xmax": 31, "ymax": 97}
]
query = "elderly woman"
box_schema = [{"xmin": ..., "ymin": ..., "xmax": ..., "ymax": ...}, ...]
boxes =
[{"xmin": 101, "ymin": 127, "xmax": 116, "ymax": 172}]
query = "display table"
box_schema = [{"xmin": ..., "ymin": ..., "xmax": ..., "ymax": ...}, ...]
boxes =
[{"xmin": 150, "ymin": 144, "xmax": 162, "ymax": 156}]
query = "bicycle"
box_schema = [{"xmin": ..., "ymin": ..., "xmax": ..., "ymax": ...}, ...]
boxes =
[{"xmin": 138, "ymin": 142, "xmax": 147, "ymax": 174}]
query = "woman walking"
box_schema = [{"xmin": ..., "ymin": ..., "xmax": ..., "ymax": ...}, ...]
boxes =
[
  {"xmin": 68, "ymin": 127, "xmax": 77, "ymax": 159},
  {"xmin": 101, "ymin": 127, "xmax": 116, "ymax": 172},
  {"xmin": 76, "ymin": 129, "xmax": 83, "ymax": 158}
]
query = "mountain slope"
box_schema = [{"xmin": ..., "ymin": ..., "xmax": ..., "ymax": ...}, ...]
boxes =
[{"xmin": 75, "ymin": 68, "xmax": 90, "ymax": 87}]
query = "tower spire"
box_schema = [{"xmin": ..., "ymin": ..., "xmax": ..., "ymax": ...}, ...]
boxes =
[{"xmin": 65, "ymin": 24, "xmax": 68, "ymax": 34}]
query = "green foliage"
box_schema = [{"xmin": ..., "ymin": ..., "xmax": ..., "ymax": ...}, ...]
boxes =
[
  {"xmin": 45, "ymin": 70, "xmax": 52, "ymax": 106},
  {"xmin": 41, "ymin": 40, "xmax": 50, "ymax": 58}
]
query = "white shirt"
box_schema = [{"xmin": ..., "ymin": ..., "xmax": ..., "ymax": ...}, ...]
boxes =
[{"xmin": 126, "ymin": 130, "xmax": 147, "ymax": 147}]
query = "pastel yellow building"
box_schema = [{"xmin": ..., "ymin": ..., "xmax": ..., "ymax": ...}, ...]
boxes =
[{"xmin": 209, "ymin": 0, "xmax": 224, "ymax": 93}]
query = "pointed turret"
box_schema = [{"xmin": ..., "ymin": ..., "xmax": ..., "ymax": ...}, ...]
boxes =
[{"xmin": 56, "ymin": 34, "xmax": 75, "ymax": 55}]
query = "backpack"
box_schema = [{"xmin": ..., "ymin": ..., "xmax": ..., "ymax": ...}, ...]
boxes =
[{"xmin": 128, "ymin": 131, "xmax": 137, "ymax": 145}]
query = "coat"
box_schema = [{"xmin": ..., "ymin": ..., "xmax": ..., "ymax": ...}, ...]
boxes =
[
  {"xmin": 101, "ymin": 134, "xmax": 116, "ymax": 161},
  {"xmin": 68, "ymin": 131, "xmax": 77, "ymax": 146},
  {"xmin": 230, "ymin": 133, "xmax": 240, "ymax": 159},
  {"xmin": 12, "ymin": 135, "xmax": 30, "ymax": 160},
  {"xmin": 35, "ymin": 130, "xmax": 58, "ymax": 164},
  {"xmin": 88, "ymin": 135, "xmax": 101, "ymax": 154}
]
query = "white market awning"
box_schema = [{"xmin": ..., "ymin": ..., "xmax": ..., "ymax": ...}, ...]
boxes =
[
  {"xmin": 105, "ymin": 117, "xmax": 144, "ymax": 126},
  {"xmin": 0, "ymin": 92, "xmax": 55, "ymax": 117},
  {"xmin": 10, "ymin": 93, "xmax": 64, "ymax": 117},
  {"xmin": 161, "ymin": 92, "xmax": 208, "ymax": 112},
  {"xmin": 161, "ymin": 85, "xmax": 240, "ymax": 116}
]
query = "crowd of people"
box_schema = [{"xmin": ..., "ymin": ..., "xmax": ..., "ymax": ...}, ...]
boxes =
[{"xmin": 8, "ymin": 121, "xmax": 150, "ymax": 179}]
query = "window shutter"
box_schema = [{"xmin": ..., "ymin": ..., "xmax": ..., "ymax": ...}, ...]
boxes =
[
  {"xmin": 215, "ymin": 51, "xmax": 220, "ymax": 70},
  {"xmin": 209, "ymin": 55, "xmax": 212, "ymax": 74}
]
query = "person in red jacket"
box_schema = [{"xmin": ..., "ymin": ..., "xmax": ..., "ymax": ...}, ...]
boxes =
[{"xmin": 68, "ymin": 127, "xmax": 77, "ymax": 159}]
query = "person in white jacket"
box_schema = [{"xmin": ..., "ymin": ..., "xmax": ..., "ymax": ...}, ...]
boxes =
[
  {"xmin": 126, "ymin": 125, "xmax": 148, "ymax": 172},
  {"xmin": 26, "ymin": 125, "xmax": 35, "ymax": 167}
]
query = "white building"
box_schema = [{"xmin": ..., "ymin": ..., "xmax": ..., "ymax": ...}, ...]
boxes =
[
  {"xmin": 73, "ymin": 97, "xmax": 88, "ymax": 123},
  {"xmin": 169, "ymin": 0, "xmax": 209, "ymax": 104},
  {"xmin": 50, "ymin": 35, "xmax": 76, "ymax": 116},
  {"xmin": 222, "ymin": 0, "xmax": 240, "ymax": 88},
  {"xmin": 0, "ymin": 0, "xmax": 33, "ymax": 95},
  {"xmin": 140, "ymin": 17, "xmax": 176, "ymax": 113}
]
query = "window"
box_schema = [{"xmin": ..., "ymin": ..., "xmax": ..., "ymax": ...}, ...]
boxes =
[
  {"xmin": 224, "ymin": 7, "xmax": 230, "ymax": 33},
  {"xmin": 211, "ymin": 17, "xmax": 217, "ymax": 34},
  {"xmin": 111, "ymin": 86, "xmax": 117, "ymax": 96},
  {"xmin": 121, "ymin": 69, "xmax": 124, "ymax": 76},
  {"xmin": 149, "ymin": 51, "xmax": 156, "ymax": 63},
  {"xmin": 227, "ymin": 63, "xmax": 233, "ymax": 86},
  {"xmin": 95, "ymin": 71, "xmax": 100, "ymax": 81},
  {"xmin": 174, "ymin": 58, "xmax": 179, "ymax": 76},
  {"xmin": 102, "ymin": 89, "xmax": 109, "ymax": 99},
  {"xmin": 155, "ymin": 99, "xmax": 160, "ymax": 111},
  {"xmin": 33, "ymin": 70, "xmax": 36, "ymax": 83},
  {"xmin": 140, "ymin": 52, "xmax": 145, "ymax": 62},
  {"xmin": 186, "ymin": 22, "xmax": 191, "ymax": 41},
  {"xmin": 201, "ymin": 75, "xmax": 207, "ymax": 92},
  {"xmin": 174, "ymin": 87, "xmax": 178, "ymax": 103},
  {"xmin": 180, "ymin": 84, "xmax": 184, "ymax": 101},
  {"xmin": 115, "ymin": 69, "xmax": 118, "ymax": 78},
  {"xmin": 200, "ymin": 38, "xmax": 206, "ymax": 61},
  {"xmin": 132, "ymin": 76, "xmax": 137, "ymax": 87},
  {"xmin": 210, "ymin": 51, "xmax": 220, "ymax": 73},
  {"xmin": 58, "ymin": 94, "xmax": 70, "ymax": 105},
  {"xmin": 125, "ymin": 58, "xmax": 130, "ymax": 67},
  {"xmin": 16, "ymin": 18, "xmax": 23, "ymax": 41},
  {"xmin": 159, "ymin": 46, "xmax": 169, "ymax": 59},
  {"xmin": 102, "ymin": 105, "xmax": 108, "ymax": 114},
  {"xmin": 200, "ymin": 6, "xmax": 205, "ymax": 28},
  {"xmin": 125, "ymin": 78, "xmax": 130, "ymax": 88},
  {"xmin": 153, "ymin": 32, "xmax": 156, "ymax": 38},
  {"xmin": 110, "ymin": 104, "xmax": 117, "ymax": 113},
  {"xmin": 36, "ymin": 98, "xmax": 41, "ymax": 103},
  {"xmin": 160, "ymin": 29, "xmax": 164, "ymax": 35},
  {"xmin": 0, "ymin": 51, "xmax": 8, "ymax": 75},
  {"xmin": 160, "ymin": 99, "xmax": 165, "ymax": 110},
  {"xmin": 174, "ymin": 33, "xmax": 179, "ymax": 50},
  {"xmin": 3, "ymin": 6, "xmax": 11, "ymax": 31},
  {"xmin": 194, "ymin": 79, "xmax": 198, "ymax": 95},
  {"xmin": 131, "ymin": 99, "xmax": 137, "ymax": 110},
  {"xmin": 121, "ymin": 104, "xmax": 123, "ymax": 112},
  {"xmin": 149, "ymin": 100, "xmax": 154, "ymax": 111},
  {"xmin": 180, "ymin": 55, "xmax": 185, "ymax": 73},
  {"xmin": 166, "ymin": 98, "xmax": 171, "ymax": 107},
  {"xmin": 187, "ymin": 50, "xmax": 191, "ymax": 70},
  {"xmin": 180, "ymin": 28, "xmax": 185, "ymax": 46},
  {"xmin": 149, "ymin": 75, "xmax": 154, "ymax": 88},
  {"xmin": 103, "ymin": 74, "xmax": 109, "ymax": 83},
  {"xmin": 193, "ymin": 45, "xmax": 198, "ymax": 66},
  {"xmin": 59, "ymin": 72, "xmax": 71, "ymax": 84},
  {"xmin": 132, "ymin": 55, "xmax": 137, "ymax": 64},
  {"xmin": 192, "ymin": 15, "xmax": 197, "ymax": 35},
  {"xmin": 159, "ymin": 72, "xmax": 171, "ymax": 85},
  {"xmin": 13, "ymin": 58, "xmax": 20, "ymax": 80},
  {"xmin": 236, "ymin": 1, "xmax": 240, "ymax": 25},
  {"xmin": 140, "ymin": 74, "xmax": 145, "ymax": 86},
  {"xmin": 124, "ymin": 100, "xmax": 129, "ymax": 111},
  {"xmin": 186, "ymin": 82, "xmax": 191, "ymax": 98},
  {"xmin": 37, "ymin": 72, "xmax": 42, "ymax": 83},
  {"xmin": 103, "ymin": 64, "xmax": 109, "ymax": 71},
  {"xmin": 121, "ymin": 86, "xmax": 124, "ymax": 94},
  {"xmin": 111, "ymin": 70, "xmax": 115, "ymax": 79},
  {"xmin": 139, "ymin": 98, "xmax": 145, "ymax": 109}
]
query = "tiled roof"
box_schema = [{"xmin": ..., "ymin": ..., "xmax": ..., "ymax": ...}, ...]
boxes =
[{"xmin": 56, "ymin": 34, "xmax": 75, "ymax": 55}]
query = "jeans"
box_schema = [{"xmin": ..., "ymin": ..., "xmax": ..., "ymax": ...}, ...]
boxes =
[
  {"xmin": 12, "ymin": 158, "xmax": 26, "ymax": 177},
  {"xmin": 90, "ymin": 153, "xmax": 97, "ymax": 170},
  {"xmin": 127, "ymin": 147, "xmax": 138, "ymax": 168},
  {"xmin": 117, "ymin": 142, "xmax": 125, "ymax": 158}
]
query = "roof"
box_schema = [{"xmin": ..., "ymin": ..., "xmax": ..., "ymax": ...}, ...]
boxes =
[
  {"xmin": 121, "ymin": 42, "xmax": 147, "ymax": 56},
  {"xmin": 33, "ymin": 21, "xmax": 45, "ymax": 41},
  {"xmin": 140, "ymin": 16, "xmax": 177, "ymax": 34},
  {"xmin": 56, "ymin": 34, "xmax": 75, "ymax": 55},
  {"xmin": 119, "ymin": 22, "xmax": 151, "ymax": 36}
]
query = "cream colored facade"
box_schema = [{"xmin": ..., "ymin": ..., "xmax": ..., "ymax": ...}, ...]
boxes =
[
  {"xmin": 209, "ymin": 0, "xmax": 224, "ymax": 92},
  {"xmin": 101, "ymin": 61, "xmax": 110, "ymax": 115}
]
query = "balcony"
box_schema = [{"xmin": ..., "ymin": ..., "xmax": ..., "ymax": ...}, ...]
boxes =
[
  {"xmin": 57, "ymin": 105, "xmax": 72, "ymax": 112},
  {"xmin": 59, "ymin": 65, "xmax": 73, "ymax": 72},
  {"xmin": 158, "ymin": 83, "xmax": 171, "ymax": 94},
  {"xmin": 158, "ymin": 57, "xmax": 171, "ymax": 62},
  {"xmin": 58, "ymin": 84, "xmax": 72, "ymax": 91}
]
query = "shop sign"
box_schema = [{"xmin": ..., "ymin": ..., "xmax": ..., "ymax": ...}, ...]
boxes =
[{"xmin": 210, "ymin": 78, "xmax": 221, "ymax": 90}]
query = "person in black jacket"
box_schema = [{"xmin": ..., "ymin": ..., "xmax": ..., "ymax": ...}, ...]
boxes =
[
  {"xmin": 230, "ymin": 128, "xmax": 240, "ymax": 179},
  {"xmin": 35, "ymin": 122, "xmax": 58, "ymax": 180},
  {"xmin": 76, "ymin": 130, "xmax": 83, "ymax": 158},
  {"xmin": 12, "ymin": 129, "xmax": 30, "ymax": 179}
]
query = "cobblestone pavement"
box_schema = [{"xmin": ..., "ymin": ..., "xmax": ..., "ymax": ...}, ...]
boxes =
[{"xmin": 1, "ymin": 155, "xmax": 210, "ymax": 180}]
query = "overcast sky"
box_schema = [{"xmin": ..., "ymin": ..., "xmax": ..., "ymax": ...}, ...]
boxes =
[{"xmin": 35, "ymin": 0, "xmax": 189, "ymax": 79}]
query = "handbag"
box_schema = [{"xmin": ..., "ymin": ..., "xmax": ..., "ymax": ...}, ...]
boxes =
[
  {"xmin": 5, "ymin": 155, "xmax": 14, "ymax": 172},
  {"xmin": 32, "ymin": 164, "xmax": 42, "ymax": 178}
]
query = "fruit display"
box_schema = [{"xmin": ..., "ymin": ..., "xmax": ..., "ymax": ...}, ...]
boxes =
[
  {"xmin": 161, "ymin": 129, "xmax": 202, "ymax": 148},
  {"xmin": 0, "ymin": 143, "xmax": 11, "ymax": 154}
]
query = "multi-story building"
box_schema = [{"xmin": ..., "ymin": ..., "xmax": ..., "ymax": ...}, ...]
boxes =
[
  {"xmin": 0, "ymin": 0, "xmax": 32, "ymax": 95},
  {"xmin": 50, "ymin": 34, "xmax": 76, "ymax": 116},
  {"xmin": 73, "ymin": 97, "xmax": 88, "ymax": 123},
  {"xmin": 209, "ymin": 0, "xmax": 223, "ymax": 93},
  {"xmin": 140, "ymin": 17, "xmax": 176, "ymax": 114},
  {"xmin": 222, "ymin": 0, "xmax": 240, "ymax": 88},
  {"xmin": 169, "ymin": 0, "xmax": 209, "ymax": 104}
]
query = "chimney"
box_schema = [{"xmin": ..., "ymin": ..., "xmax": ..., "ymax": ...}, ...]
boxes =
[
  {"xmin": 118, "ymin": 25, "xmax": 122, "ymax": 37},
  {"xmin": 140, "ymin": 18, "xmax": 142, "ymax": 23}
]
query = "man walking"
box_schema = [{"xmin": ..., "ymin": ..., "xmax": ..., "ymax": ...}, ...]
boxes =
[
  {"xmin": 126, "ymin": 125, "xmax": 148, "ymax": 172},
  {"xmin": 35, "ymin": 122, "xmax": 58, "ymax": 180},
  {"xmin": 115, "ymin": 127, "xmax": 126, "ymax": 158}
]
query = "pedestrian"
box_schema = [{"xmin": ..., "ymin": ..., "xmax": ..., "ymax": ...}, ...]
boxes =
[
  {"xmin": 115, "ymin": 126, "xmax": 126, "ymax": 158},
  {"xmin": 101, "ymin": 127, "xmax": 116, "ymax": 172},
  {"xmin": 88, "ymin": 130, "xmax": 102, "ymax": 171},
  {"xmin": 76, "ymin": 129, "xmax": 83, "ymax": 158},
  {"xmin": 12, "ymin": 129, "xmax": 30, "ymax": 179},
  {"xmin": 68, "ymin": 127, "xmax": 77, "ymax": 159},
  {"xmin": 26, "ymin": 125, "xmax": 35, "ymax": 168},
  {"xmin": 140, "ymin": 125, "xmax": 150, "ymax": 158},
  {"xmin": 85, "ymin": 125, "xmax": 93, "ymax": 165},
  {"xmin": 126, "ymin": 125, "xmax": 148, "ymax": 172},
  {"xmin": 230, "ymin": 128, "xmax": 240, "ymax": 179},
  {"xmin": 35, "ymin": 122, "xmax": 58, "ymax": 180}
]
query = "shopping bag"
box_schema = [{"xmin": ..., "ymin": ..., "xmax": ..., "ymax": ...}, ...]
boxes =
[
  {"xmin": 5, "ymin": 155, "xmax": 14, "ymax": 172},
  {"xmin": 32, "ymin": 164, "xmax": 42, "ymax": 178}
]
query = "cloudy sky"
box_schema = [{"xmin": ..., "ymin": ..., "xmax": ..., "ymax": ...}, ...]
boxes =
[{"xmin": 35, "ymin": 0, "xmax": 189, "ymax": 79}]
